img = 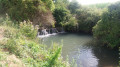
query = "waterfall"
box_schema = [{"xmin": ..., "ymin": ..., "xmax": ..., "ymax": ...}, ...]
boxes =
[
  {"xmin": 37, "ymin": 27, "xmax": 66, "ymax": 38},
  {"xmin": 38, "ymin": 28, "xmax": 59, "ymax": 38}
]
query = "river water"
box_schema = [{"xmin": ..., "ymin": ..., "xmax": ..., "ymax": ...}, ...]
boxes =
[{"xmin": 41, "ymin": 33, "xmax": 119, "ymax": 67}]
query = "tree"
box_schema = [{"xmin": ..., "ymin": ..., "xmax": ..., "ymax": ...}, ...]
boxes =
[
  {"xmin": 76, "ymin": 8, "xmax": 100, "ymax": 33},
  {"xmin": 0, "ymin": 0, "xmax": 55, "ymax": 27},
  {"xmin": 64, "ymin": 17, "xmax": 78, "ymax": 32},
  {"xmin": 93, "ymin": 2, "xmax": 120, "ymax": 48},
  {"xmin": 53, "ymin": 7, "xmax": 70, "ymax": 27},
  {"xmin": 41, "ymin": 0, "xmax": 55, "ymax": 11},
  {"xmin": 68, "ymin": 0, "xmax": 81, "ymax": 14}
]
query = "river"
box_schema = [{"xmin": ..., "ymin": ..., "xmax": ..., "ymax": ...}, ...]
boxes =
[{"xmin": 41, "ymin": 33, "xmax": 119, "ymax": 67}]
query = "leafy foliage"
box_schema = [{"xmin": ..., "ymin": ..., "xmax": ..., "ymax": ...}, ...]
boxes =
[
  {"xmin": 53, "ymin": 7, "xmax": 70, "ymax": 27},
  {"xmin": 0, "ymin": 17, "xmax": 70, "ymax": 67},
  {"xmin": 68, "ymin": 0, "xmax": 81, "ymax": 14},
  {"xmin": 53, "ymin": 0, "xmax": 101, "ymax": 33},
  {"xmin": 64, "ymin": 17, "xmax": 78, "ymax": 32},
  {"xmin": 76, "ymin": 9, "xmax": 100, "ymax": 33},
  {"xmin": 47, "ymin": 46, "xmax": 62, "ymax": 67},
  {"xmin": 93, "ymin": 2, "xmax": 120, "ymax": 48},
  {"xmin": 0, "ymin": 0, "xmax": 55, "ymax": 22},
  {"xmin": 0, "ymin": 0, "xmax": 36, "ymax": 21},
  {"xmin": 41, "ymin": 0, "xmax": 55, "ymax": 11}
]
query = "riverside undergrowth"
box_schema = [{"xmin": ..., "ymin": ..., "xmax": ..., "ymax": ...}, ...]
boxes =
[{"xmin": 0, "ymin": 16, "xmax": 70, "ymax": 67}]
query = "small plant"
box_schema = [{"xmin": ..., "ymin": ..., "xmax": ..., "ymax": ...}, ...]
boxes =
[
  {"xmin": 1, "ymin": 14, "xmax": 16, "ymax": 27},
  {"xmin": 47, "ymin": 47, "xmax": 61, "ymax": 67},
  {"xmin": 5, "ymin": 38, "xmax": 22, "ymax": 56}
]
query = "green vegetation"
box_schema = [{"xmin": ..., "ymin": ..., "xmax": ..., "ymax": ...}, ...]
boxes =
[
  {"xmin": 88, "ymin": 3, "xmax": 110, "ymax": 9},
  {"xmin": 68, "ymin": 0, "xmax": 81, "ymax": 14},
  {"xmin": 53, "ymin": 0, "xmax": 120, "ymax": 48},
  {"xmin": 53, "ymin": 7, "xmax": 70, "ymax": 27},
  {"xmin": 19, "ymin": 21, "xmax": 37, "ymax": 39},
  {"xmin": 52, "ymin": 0, "xmax": 102, "ymax": 33},
  {"xmin": 0, "ymin": 0, "xmax": 120, "ymax": 66},
  {"xmin": 0, "ymin": 16, "xmax": 70, "ymax": 67},
  {"xmin": 53, "ymin": 0, "xmax": 71, "ymax": 27},
  {"xmin": 76, "ymin": 8, "xmax": 100, "ymax": 33},
  {"xmin": 93, "ymin": 2, "xmax": 120, "ymax": 48},
  {"xmin": 0, "ymin": 0, "xmax": 55, "ymax": 26}
]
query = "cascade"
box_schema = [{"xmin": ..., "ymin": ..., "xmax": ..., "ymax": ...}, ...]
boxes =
[{"xmin": 38, "ymin": 28, "xmax": 59, "ymax": 38}]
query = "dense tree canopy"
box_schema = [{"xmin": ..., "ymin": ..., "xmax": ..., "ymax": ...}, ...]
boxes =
[
  {"xmin": 68, "ymin": 0, "xmax": 81, "ymax": 14},
  {"xmin": 93, "ymin": 2, "xmax": 120, "ymax": 48},
  {"xmin": 53, "ymin": 0, "xmax": 72, "ymax": 27},
  {"xmin": 53, "ymin": 0, "xmax": 102, "ymax": 33},
  {"xmin": 53, "ymin": 7, "xmax": 70, "ymax": 27},
  {"xmin": 76, "ymin": 8, "xmax": 100, "ymax": 33},
  {"xmin": 88, "ymin": 3, "xmax": 110, "ymax": 9},
  {"xmin": 0, "ymin": 0, "xmax": 55, "ymax": 27},
  {"xmin": 41, "ymin": 0, "xmax": 55, "ymax": 11}
]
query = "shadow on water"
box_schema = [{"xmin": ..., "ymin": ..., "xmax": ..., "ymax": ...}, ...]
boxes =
[
  {"xmin": 41, "ymin": 33, "xmax": 119, "ymax": 67},
  {"xmin": 92, "ymin": 46, "xmax": 119, "ymax": 67}
]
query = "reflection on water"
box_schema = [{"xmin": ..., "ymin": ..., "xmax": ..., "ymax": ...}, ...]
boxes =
[
  {"xmin": 41, "ymin": 33, "xmax": 119, "ymax": 67},
  {"xmin": 70, "ymin": 48, "xmax": 98, "ymax": 67}
]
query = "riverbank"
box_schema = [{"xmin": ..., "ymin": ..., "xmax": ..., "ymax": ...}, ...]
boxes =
[{"xmin": 0, "ymin": 17, "xmax": 70, "ymax": 67}]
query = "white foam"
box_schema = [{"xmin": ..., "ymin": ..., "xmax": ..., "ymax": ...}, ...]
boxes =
[{"xmin": 38, "ymin": 33, "xmax": 57, "ymax": 38}]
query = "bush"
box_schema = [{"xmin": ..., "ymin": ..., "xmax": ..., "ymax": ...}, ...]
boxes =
[
  {"xmin": 19, "ymin": 20, "xmax": 37, "ymax": 39},
  {"xmin": 5, "ymin": 38, "xmax": 22, "ymax": 56},
  {"xmin": 0, "ymin": 14, "xmax": 18, "ymax": 27}
]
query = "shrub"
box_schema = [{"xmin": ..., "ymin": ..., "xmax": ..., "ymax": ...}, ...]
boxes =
[
  {"xmin": 47, "ymin": 47, "xmax": 62, "ymax": 67},
  {"xmin": 0, "ymin": 14, "xmax": 17, "ymax": 27},
  {"xmin": 19, "ymin": 20, "xmax": 37, "ymax": 39},
  {"xmin": 5, "ymin": 38, "xmax": 22, "ymax": 56}
]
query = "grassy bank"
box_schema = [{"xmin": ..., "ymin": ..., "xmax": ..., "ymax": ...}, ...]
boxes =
[{"xmin": 0, "ymin": 16, "xmax": 70, "ymax": 67}]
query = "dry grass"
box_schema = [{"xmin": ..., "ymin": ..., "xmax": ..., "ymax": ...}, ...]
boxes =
[
  {"xmin": 0, "ymin": 54, "xmax": 25, "ymax": 67},
  {"xmin": 32, "ymin": 11, "xmax": 55, "ymax": 27}
]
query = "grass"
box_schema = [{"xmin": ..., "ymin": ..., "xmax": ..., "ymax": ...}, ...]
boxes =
[{"xmin": 0, "ymin": 16, "xmax": 70, "ymax": 67}]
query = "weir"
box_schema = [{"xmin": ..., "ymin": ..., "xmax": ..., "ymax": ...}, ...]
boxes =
[{"xmin": 38, "ymin": 28, "xmax": 59, "ymax": 38}]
